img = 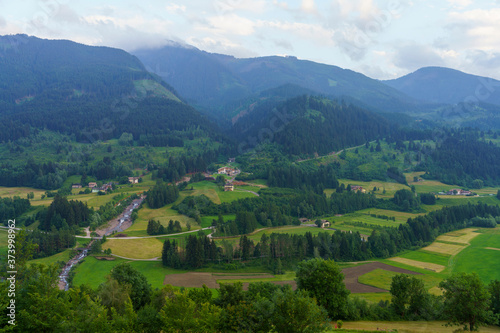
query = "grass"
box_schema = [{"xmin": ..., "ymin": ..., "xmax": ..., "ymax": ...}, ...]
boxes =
[
  {"xmin": 436, "ymin": 227, "xmax": 480, "ymax": 244},
  {"xmin": 126, "ymin": 205, "xmax": 197, "ymax": 237},
  {"xmin": 340, "ymin": 321, "xmax": 500, "ymax": 333},
  {"xmin": 358, "ymin": 268, "xmax": 442, "ymax": 292},
  {"xmin": 421, "ymin": 241, "xmax": 466, "ymax": 256},
  {"xmin": 213, "ymin": 225, "xmax": 337, "ymax": 246},
  {"xmin": 388, "ymin": 257, "xmax": 445, "ymax": 273},
  {"xmin": 452, "ymin": 227, "xmax": 500, "ymax": 283},
  {"xmin": 72, "ymin": 256, "xmax": 126, "ymax": 289},
  {"xmin": 103, "ymin": 238, "xmax": 164, "ymax": 259},
  {"xmin": 200, "ymin": 215, "xmax": 236, "ymax": 228},
  {"xmin": 397, "ymin": 250, "xmax": 451, "ymax": 266},
  {"xmin": 337, "ymin": 179, "xmax": 408, "ymax": 198},
  {"xmin": 0, "ymin": 186, "xmax": 47, "ymax": 201},
  {"xmin": 218, "ymin": 189, "xmax": 258, "ymax": 203},
  {"xmin": 28, "ymin": 248, "xmax": 74, "ymax": 267},
  {"xmin": 352, "ymin": 293, "xmax": 391, "ymax": 304},
  {"xmin": 357, "ymin": 268, "xmax": 399, "ymax": 290}
]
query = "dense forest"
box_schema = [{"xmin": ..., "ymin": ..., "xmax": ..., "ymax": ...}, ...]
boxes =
[
  {"xmin": 146, "ymin": 182, "xmax": 179, "ymax": 209},
  {"xmin": 423, "ymin": 136, "xmax": 500, "ymax": 187},
  {"xmin": 41, "ymin": 195, "xmax": 92, "ymax": 231},
  {"xmin": 0, "ymin": 196, "xmax": 30, "ymax": 223},
  {"xmin": 232, "ymin": 95, "xmax": 391, "ymax": 156}
]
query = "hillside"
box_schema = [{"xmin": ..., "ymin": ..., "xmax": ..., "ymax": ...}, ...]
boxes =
[
  {"xmin": 232, "ymin": 95, "xmax": 390, "ymax": 156},
  {"xmin": 133, "ymin": 43, "xmax": 425, "ymax": 118},
  {"xmin": 0, "ymin": 35, "xmax": 224, "ymax": 144},
  {"xmin": 384, "ymin": 66, "xmax": 500, "ymax": 106}
]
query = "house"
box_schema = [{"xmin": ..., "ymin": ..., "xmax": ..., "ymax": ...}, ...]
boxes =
[
  {"xmin": 71, "ymin": 184, "xmax": 82, "ymax": 189},
  {"xmin": 224, "ymin": 183, "xmax": 234, "ymax": 192},
  {"xmin": 128, "ymin": 177, "xmax": 139, "ymax": 184},
  {"xmin": 218, "ymin": 167, "xmax": 237, "ymax": 176},
  {"xmin": 446, "ymin": 189, "xmax": 472, "ymax": 196},
  {"xmin": 351, "ymin": 185, "xmax": 366, "ymax": 193},
  {"xmin": 88, "ymin": 182, "xmax": 97, "ymax": 188},
  {"xmin": 92, "ymin": 182, "xmax": 114, "ymax": 193},
  {"xmin": 317, "ymin": 220, "xmax": 331, "ymax": 228}
]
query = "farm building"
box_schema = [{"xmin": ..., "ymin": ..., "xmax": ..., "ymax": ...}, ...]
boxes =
[
  {"xmin": 317, "ymin": 220, "xmax": 331, "ymax": 228},
  {"xmin": 351, "ymin": 185, "xmax": 366, "ymax": 193},
  {"xmin": 128, "ymin": 177, "xmax": 139, "ymax": 184},
  {"xmin": 71, "ymin": 184, "xmax": 82, "ymax": 189},
  {"xmin": 218, "ymin": 167, "xmax": 237, "ymax": 176},
  {"xmin": 446, "ymin": 189, "xmax": 472, "ymax": 195},
  {"xmin": 224, "ymin": 183, "xmax": 234, "ymax": 191}
]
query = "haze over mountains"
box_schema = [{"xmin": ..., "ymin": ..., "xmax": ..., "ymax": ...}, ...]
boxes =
[
  {"xmin": 0, "ymin": 35, "xmax": 223, "ymax": 144},
  {"xmin": 132, "ymin": 42, "xmax": 500, "ymax": 129},
  {"xmin": 1, "ymin": 34, "xmax": 500, "ymax": 136}
]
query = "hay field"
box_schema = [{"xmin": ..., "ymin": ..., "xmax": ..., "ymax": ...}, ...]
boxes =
[
  {"xmin": 421, "ymin": 242, "xmax": 466, "ymax": 255},
  {"xmin": 389, "ymin": 257, "xmax": 445, "ymax": 273},
  {"xmin": 436, "ymin": 228, "xmax": 480, "ymax": 244}
]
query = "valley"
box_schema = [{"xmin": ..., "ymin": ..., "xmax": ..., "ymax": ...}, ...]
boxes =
[{"xmin": 1, "ymin": 34, "xmax": 500, "ymax": 332}]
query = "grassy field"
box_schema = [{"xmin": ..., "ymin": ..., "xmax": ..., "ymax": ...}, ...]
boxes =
[
  {"xmin": 72, "ymin": 256, "xmax": 127, "ymax": 289},
  {"xmin": 28, "ymin": 248, "xmax": 74, "ymax": 267},
  {"xmin": 104, "ymin": 238, "xmax": 164, "ymax": 259},
  {"xmin": 340, "ymin": 321, "xmax": 500, "ymax": 333},
  {"xmin": 397, "ymin": 249, "xmax": 451, "ymax": 266},
  {"xmin": 200, "ymin": 214, "xmax": 236, "ymax": 228},
  {"xmin": 336, "ymin": 179, "xmax": 408, "ymax": 198},
  {"xmin": 358, "ymin": 268, "xmax": 442, "ymax": 293},
  {"xmin": 452, "ymin": 227, "xmax": 500, "ymax": 283},
  {"xmin": 355, "ymin": 227, "xmax": 500, "ymax": 303},
  {"xmin": 0, "ymin": 186, "xmax": 47, "ymax": 200},
  {"xmin": 127, "ymin": 205, "xmax": 198, "ymax": 237},
  {"xmin": 388, "ymin": 257, "xmax": 445, "ymax": 273},
  {"xmin": 213, "ymin": 225, "xmax": 338, "ymax": 246}
]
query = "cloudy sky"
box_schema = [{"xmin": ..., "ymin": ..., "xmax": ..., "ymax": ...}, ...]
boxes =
[{"xmin": 1, "ymin": 0, "xmax": 500, "ymax": 80}]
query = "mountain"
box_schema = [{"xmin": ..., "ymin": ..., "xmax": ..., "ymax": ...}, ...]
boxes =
[
  {"xmin": 0, "ymin": 35, "xmax": 224, "ymax": 144},
  {"xmin": 383, "ymin": 66, "xmax": 500, "ymax": 106},
  {"xmin": 232, "ymin": 95, "xmax": 390, "ymax": 156},
  {"xmin": 133, "ymin": 44, "xmax": 424, "ymax": 118}
]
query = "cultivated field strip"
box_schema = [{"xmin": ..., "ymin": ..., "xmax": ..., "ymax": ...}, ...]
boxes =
[
  {"xmin": 422, "ymin": 242, "xmax": 466, "ymax": 255},
  {"xmin": 436, "ymin": 228, "xmax": 480, "ymax": 244},
  {"xmin": 389, "ymin": 257, "xmax": 445, "ymax": 272}
]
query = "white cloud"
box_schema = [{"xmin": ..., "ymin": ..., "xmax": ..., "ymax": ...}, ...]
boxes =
[
  {"xmin": 204, "ymin": 14, "xmax": 255, "ymax": 36},
  {"xmin": 446, "ymin": 0, "xmax": 472, "ymax": 8},
  {"xmin": 393, "ymin": 42, "xmax": 445, "ymax": 71},
  {"xmin": 265, "ymin": 20, "xmax": 335, "ymax": 45},
  {"xmin": 166, "ymin": 4, "xmax": 186, "ymax": 13},
  {"xmin": 447, "ymin": 8, "xmax": 500, "ymax": 50},
  {"xmin": 301, "ymin": 0, "xmax": 317, "ymax": 14}
]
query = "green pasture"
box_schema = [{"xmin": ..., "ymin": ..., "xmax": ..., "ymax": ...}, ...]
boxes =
[
  {"xmin": 398, "ymin": 250, "xmax": 451, "ymax": 266},
  {"xmin": 201, "ymin": 215, "xmax": 236, "ymax": 228},
  {"xmin": 451, "ymin": 227, "xmax": 500, "ymax": 283},
  {"xmin": 213, "ymin": 225, "xmax": 337, "ymax": 246},
  {"xmin": 104, "ymin": 237, "xmax": 164, "ymax": 259},
  {"xmin": 358, "ymin": 268, "xmax": 442, "ymax": 292}
]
